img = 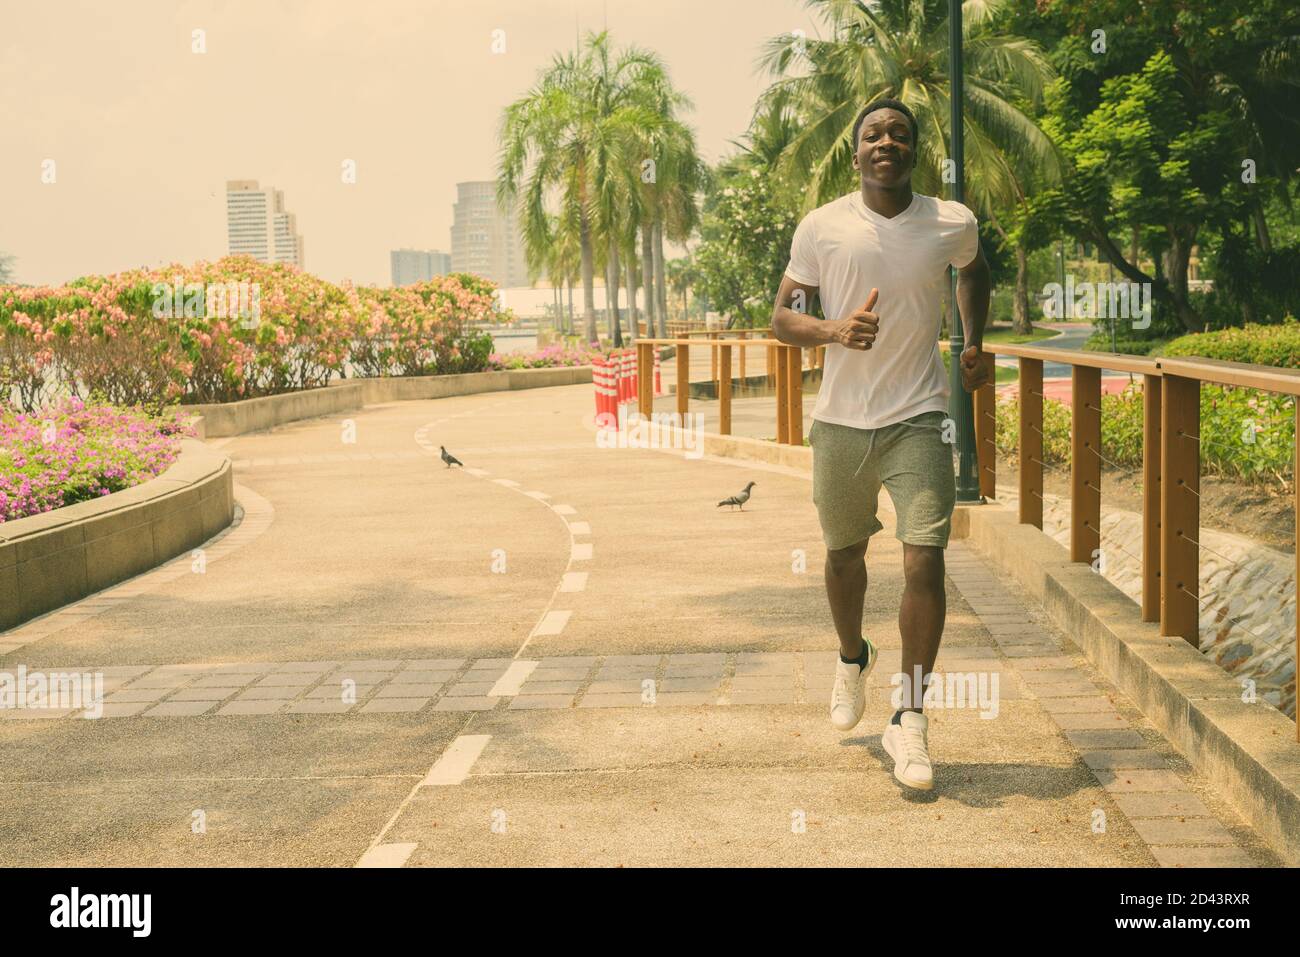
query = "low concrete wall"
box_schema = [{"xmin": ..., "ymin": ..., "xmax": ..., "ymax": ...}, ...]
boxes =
[
  {"xmin": 333, "ymin": 366, "xmax": 592, "ymax": 406},
  {"xmin": 955, "ymin": 502, "xmax": 1300, "ymax": 866},
  {"xmin": 188, "ymin": 367, "xmax": 594, "ymax": 438},
  {"xmin": 188, "ymin": 384, "xmax": 366, "ymax": 438},
  {"xmin": 0, "ymin": 440, "xmax": 233, "ymax": 631},
  {"xmin": 700, "ymin": 430, "xmax": 812, "ymax": 471}
]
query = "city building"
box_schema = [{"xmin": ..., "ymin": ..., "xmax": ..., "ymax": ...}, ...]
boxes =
[
  {"xmin": 390, "ymin": 248, "xmax": 452, "ymax": 286},
  {"xmin": 450, "ymin": 181, "xmax": 529, "ymax": 288},
  {"xmin": 226, "ymin": 180, "xmax": 304, "ymax": 267}
]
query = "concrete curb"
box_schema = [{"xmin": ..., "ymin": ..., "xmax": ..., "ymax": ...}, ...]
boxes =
[
  {"xmin": 188, "ymin": 366, "xmax": 594, "ymax": 437},
  {"xmin": 0, "ymin": 439, "xmax": 233, "ymax": 631}
]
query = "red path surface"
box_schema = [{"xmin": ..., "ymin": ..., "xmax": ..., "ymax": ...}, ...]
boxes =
[{"xmin": 997, "ymin": 375, "xmax": 1136, "ymax": 406}]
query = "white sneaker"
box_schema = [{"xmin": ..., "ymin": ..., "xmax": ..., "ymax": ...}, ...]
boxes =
[
  {"xmin": 829, "ymin": 640, "xmax": 877, "ymax": 731},
  {"xmin": 882, "ymin": 711, "xmax": 934, "ymax": 790}
]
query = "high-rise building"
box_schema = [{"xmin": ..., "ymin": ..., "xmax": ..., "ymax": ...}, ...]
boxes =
[
  {"xmin": 450, "ymin": 181, "xmax": 529, "ymax": 288},
  {"xmin": 226, "ymin": 180, "xmax": 304, "ymax": 268},
  {"xmin": 390, "ymin": 248, "xmax": 451, "ymax": 286}
]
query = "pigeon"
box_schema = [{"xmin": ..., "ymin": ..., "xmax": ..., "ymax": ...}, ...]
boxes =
[
  {"xmin": 717, "ymin": 481, "xmax": 756, "ymax": 511},
  {"xmin": 440, "ymin": 445, "xmax": 463, "ymax": 469}
]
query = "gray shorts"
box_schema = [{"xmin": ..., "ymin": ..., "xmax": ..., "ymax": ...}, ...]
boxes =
[{"xmin": 810, "ymin": 411, "xmax": 957, "ymax": 550}]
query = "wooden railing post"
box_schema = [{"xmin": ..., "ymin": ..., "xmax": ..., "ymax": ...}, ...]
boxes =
[
  {"xmin": 974, "ymin": 352, "xmax": 996, "ymax": 499},
  {"xmin": 637, "ymin": 342, "xmax": 652, "ymax": 418},
  {"xmin": 710, "ymin": 332, "xmax": 719, "ymax": 390},
  {"xmin": 775, "ymin": 346, "xmax": 789, "ymax": 444},
  {"xmin": 787, "ymin": 345, "xmax": 803, "ymax": 446},
  {"xmin": 1142, "ymin": 374, "xmax": 1162, "ymax": 623},
  {"xmin": 676, "ymin": 342, "xmax": 690, "ymax": 427},
  {"xmin": 1160, "ymin": 373, "xmax": 1200, "ymax": 644},
  {"xmin": 1070, "ymin": 366, "xmax": 1102, "ymax": 564},
  {"xmin": 738, "ymin": 330, "xmax": 747, "ymax": 382},
  {"xmin": 1019, "ymin": 357, "xmax": 1044, "ymax": 529},
  {"xmin": 719, "ymin": 344, "xmax": 732, "ymax": 436}
]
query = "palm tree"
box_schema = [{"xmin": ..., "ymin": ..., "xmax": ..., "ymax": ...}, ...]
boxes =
[
  {"xmin": 548, "ymin": 217, "xmax": 580, "ymax": 335},
  {"xmin": 500, "ymin": 32, "xmax": 682, "ymax": 347},
  {"xmin": 758, "ymin": 0, "xmax": 1060, "ymax": 215}
]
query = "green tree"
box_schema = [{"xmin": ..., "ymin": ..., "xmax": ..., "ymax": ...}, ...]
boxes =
[
  {"xmin": 694, "ymin": 166, "xmax": 799, "ymax": 327},
  {"xmin": 757, "ymin": 0, "xmax": 1060, "ymax": 214},
  {"xmin": 1039, "ymin": 0, "xmax": 1300, "ymax": 331}
]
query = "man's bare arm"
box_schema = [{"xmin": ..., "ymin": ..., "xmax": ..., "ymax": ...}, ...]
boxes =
[
  {"xmin": 956, "ymin": 244, "xmax": 991, "ymax": 350},
  {"xmin": 772, "ymin": 275, "xmax": 880, "ymax": 350},
  {"xmin": 956, "ymin": 243, "xmax": 992, "ymax": 391}
]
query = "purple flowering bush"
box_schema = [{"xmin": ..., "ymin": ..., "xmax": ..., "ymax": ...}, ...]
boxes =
[
  {"xmin": 486, "ymin": 343, "xmax": 607, "ymax": 370},
  {"xmin": 0, "ymin": 397, "xmax": 194, "ymax": 522}
]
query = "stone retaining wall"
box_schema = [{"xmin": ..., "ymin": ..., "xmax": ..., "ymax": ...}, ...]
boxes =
[{"xmin": 0, "ymin": 440, "xmax": 233, "ymax": 631}]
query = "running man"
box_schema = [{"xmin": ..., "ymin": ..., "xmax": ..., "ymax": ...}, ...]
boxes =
[{"xmin": 771, "ymin": 98, "xmax": 991, "ymax": 790}]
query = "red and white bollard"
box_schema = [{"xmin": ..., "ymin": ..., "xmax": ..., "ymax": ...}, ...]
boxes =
[
  {"xmin": 593, "ymin": 356, "xmax": 614, "ymax": 429},
  {"xmin": 653, "ymin": 351, "xmax": 663, "ymax": 397},
  {"xmin": 610, "ymin": 355, "xmax": 623, "ymax": 428}
]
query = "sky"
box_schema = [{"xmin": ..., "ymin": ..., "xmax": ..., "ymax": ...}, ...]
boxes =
[{"xmin": 0, "ymin": 0, "xmax": 819, "ymax": 287}]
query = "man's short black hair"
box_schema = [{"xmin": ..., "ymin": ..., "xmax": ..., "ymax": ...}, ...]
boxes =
[{"xmin": 852, "ymin": 98, "xmax": 919, "ymax": 149}]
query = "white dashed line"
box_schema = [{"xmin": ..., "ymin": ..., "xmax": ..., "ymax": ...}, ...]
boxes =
[
  {"xmin": 571, "ymin": 543, "xmax": 593, "ymax": 561},
  {"xmin": 568, "ymin": 521, "xmax": 591, "ymax": 536},
  {"xmin": 422, "ymin": 734, "xmax": 493, "ymax": 786},
  {"xmin": 552, "ymin": 504, "xmax": 577, "ymax": 515},
  {"xmin": 488, "ymin": 660, "xmax": 539, "ymax": 697},
  {"xmin": 530, "ymin": 610, "xmax": 572, "ymax": 638},
  {"xmin": 356, "ymin": 843, "xmax": 418, "ymax": 868},
  {"xmin": 560, "ymin": 572, "xmax": 588, "ymax": 592},
  {"xmin": 524, "ymin": 490, "xmax": 550, "ymax": 500},
  {"xmin": 492, "ymin": 478, "xmax": 521, "ymax": 488}
]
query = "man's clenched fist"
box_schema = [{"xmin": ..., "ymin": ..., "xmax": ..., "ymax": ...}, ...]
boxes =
[
  {"xmin": 831, "ymin": 287, "xmax": 880, "ymax": 350},
  {"xmin": 959, "ymin": 344, "xmax": 990, "ymax": 392}
]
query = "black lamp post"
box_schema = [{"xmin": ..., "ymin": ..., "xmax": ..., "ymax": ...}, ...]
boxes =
[{"xmin": 947, "ymin": 0, "xmax": 981, "ymax": 503}]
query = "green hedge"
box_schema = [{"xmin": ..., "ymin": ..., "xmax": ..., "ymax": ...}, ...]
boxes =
[
  {"xmin": 995, "ymin": 381, "xmax": 1295, "ymax": 487},
  {"xmin": 1162, "ymin": 318, "xmax": 1300, "ymax": 367},
  {"xmin": 1083, "ymin": 333, "xmax": 1168, "ymax": 355}
]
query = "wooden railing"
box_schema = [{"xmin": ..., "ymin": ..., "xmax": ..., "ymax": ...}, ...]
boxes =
[
  {"xmin": 635, "ymin": 339, "xmax": 824, "ymax": 445},
  {"xmin": 977, "ymin": 344, "xmax": 1299, "ymax": 739}
]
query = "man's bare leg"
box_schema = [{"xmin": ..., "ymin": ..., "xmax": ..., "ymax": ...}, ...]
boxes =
[
  {"xmin": 825, "ymin": 538, "xmax": 870, "ymax": 659},
  {"xmin": 898, "ymin": 543, "xmax": 945, "ymax": 711}
]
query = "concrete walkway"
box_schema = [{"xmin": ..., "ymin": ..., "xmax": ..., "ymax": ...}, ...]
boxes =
[{"xmin": 0, "ymin": 382, "xmax": 1280, "ymax": 866}]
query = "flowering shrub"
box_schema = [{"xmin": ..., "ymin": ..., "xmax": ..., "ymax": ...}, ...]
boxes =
[
  {"xmin": 0, "ymin": 396, "xmax": 194, "ymax": 522},
  {"xmin": 0, "ymin": 260, "xmax": 511, "ymax": 411},
  {"xmin": 353, "ymin": 276, "xmax": 500, "ymax": 377},
  {"xmin": 487, "ymin": 343, "xmax": 608, "ymax": 370}
]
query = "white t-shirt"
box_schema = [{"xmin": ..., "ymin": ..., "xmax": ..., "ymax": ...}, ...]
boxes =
[{"xmin": 785, "ymin": 191, "xmax": 979, "ymax": 430}]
